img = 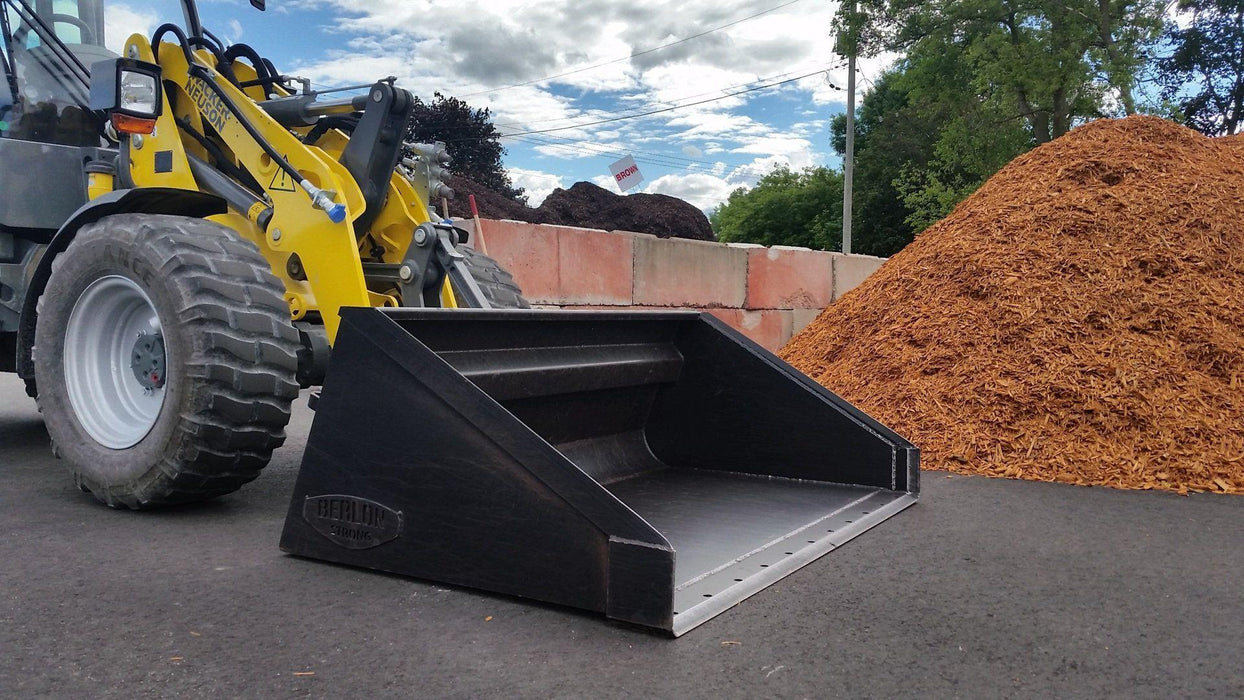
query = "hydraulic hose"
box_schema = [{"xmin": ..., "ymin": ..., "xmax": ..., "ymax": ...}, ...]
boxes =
[
  {"xmin": 223, "ymin": 44, "xmax": 273, "ymax": 82},
  {"xmin": 200, "ymin": 29, "xmax": 225, "ymax": 53},
  {"xmin": 175, "ymin": 116, "xmax": 265, "ymax": 195},
  {"xmin": 189, "ymin": 37, "xmax": 238, "ymax": 86},
  {"xmin": 150, "ymin": 24, "xmax": 346, "ymax": 223},
  {"xmin": 191, "ymin": 70, "xmax": 346, "ymax": 222},
  {"xmin": 150, "ymin": 22, "xmax": 196, "ymax": 66}
]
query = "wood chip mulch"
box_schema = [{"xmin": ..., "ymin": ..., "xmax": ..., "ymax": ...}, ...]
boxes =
[{"xmin": 781, "ymin": 116, "xmax": 1244, "ymax": 494}]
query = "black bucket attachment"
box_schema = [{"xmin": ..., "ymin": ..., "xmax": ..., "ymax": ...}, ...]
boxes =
[{"xmin": 280, "ymin": 308, "xmax": 918, "ymax": 636}]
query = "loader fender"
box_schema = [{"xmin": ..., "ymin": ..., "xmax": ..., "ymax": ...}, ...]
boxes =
[{"xmin": 16, "ymin": 188, "xmax": 226, "ymax": 383}]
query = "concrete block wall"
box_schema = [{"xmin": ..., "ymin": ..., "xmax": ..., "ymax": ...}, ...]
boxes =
[{"xmin": 460, "ymin": 218, "xmax": 888, "ymax": 352}]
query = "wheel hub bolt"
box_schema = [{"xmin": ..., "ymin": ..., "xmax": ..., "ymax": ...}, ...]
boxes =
[{"xmin": 130, "ymin": 331, "xmax": 166, "ymax": 391}]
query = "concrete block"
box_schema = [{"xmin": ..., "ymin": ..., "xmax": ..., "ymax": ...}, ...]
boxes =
[
  {"xmin": 745, "ymin": 246, "xmax": 834, "ymax": 310},
  {"xmin": 791, "ymin": 307, "xmax": 823, "ymax": 335},
  {"xmin": 614, "ymin": 230, "xmax": 658, "ymax": 239},
  {"xmin": 703, "ymin": 307, "xmax": 742, "ymax": 328},
  {"xmin": 478, "ymin": 219, "xmax": 560, "ymax": 304},
  {"xmin": 556, "ymin": 227, "xmax": 633, "ymax": 305},
  {"xmin": 633, "ymin": 236, "xmax": 747, "ymax": 308},
  {"xmin": 706, "ymin": 308, "xmax": 793, "ymax": 352},
  {"xmin": 832, "ymin": 253, "xmax": 888, "ymax": 301},
  {"xmin": 451, "ymin": 218, "xmax": 488, "ymax": 254}
]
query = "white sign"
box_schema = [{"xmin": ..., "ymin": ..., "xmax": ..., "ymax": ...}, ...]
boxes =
[{"xmin": 609, "ymin": 155, "xmax": 644, "ymax": 192}]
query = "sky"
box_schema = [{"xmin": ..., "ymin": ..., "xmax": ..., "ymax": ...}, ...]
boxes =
[{"xmin": 105, "ymin": 0, "xmax": 896, "ymax": 210}]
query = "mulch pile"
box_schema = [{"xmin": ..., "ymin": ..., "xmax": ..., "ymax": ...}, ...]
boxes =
[
  {"xmin": 444, "ymin": 177, "xmax": 715, "ymax": 241},
  {"xmin": 444, "ymin": 174, "xmax": 533, "ymax": 221},
  {"xmin": 537, "ymin": 182, "xmax": 715, "ymax": 241},
  {"xmin": 781, "ymin": 116, "xmax": 1244, "ymax": 494}
]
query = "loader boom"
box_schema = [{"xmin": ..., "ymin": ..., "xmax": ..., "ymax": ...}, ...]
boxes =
[{"xmin": 121, "ymin": 30, "xmax": 440, "ymax": 340}]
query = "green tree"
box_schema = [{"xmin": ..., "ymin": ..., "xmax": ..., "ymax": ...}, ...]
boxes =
[
  {"xmin": 830, "ymin": 70, "xmax": 932, "ymax": 255},
  {"xmin": 710, "ymin": 167, "xmax": 844, "ymax": 250},
  {"xmin": 828, "ymin": 0, "xmax": 1165, "ymax": 249},
  {"xmin": 831, "ymin": 44, "xmax": 1031, "ymax": 253},
  {"xmin": 405, "ymin": 93, "xmax": 525, "ymax": 201},
  {"xmin": 1159, "ymin": 0, "xmax": 1244, "ymax": 135},
  {"xmin": 890, "ymin": 49, "xmax": 1032, "ymax": 231},
  {"xmin": 839, "ymin": 0, "xmax": 1167, "ymax": 143}
]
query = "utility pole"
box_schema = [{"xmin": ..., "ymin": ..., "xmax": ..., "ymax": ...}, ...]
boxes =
[{"xmin": 842, "ymin": 0, "xmax": 856, "ymax": 255}]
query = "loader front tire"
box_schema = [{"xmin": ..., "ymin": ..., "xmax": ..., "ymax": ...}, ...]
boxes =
[
  {"xmin": 33, "ymin": 215, "xmax": 300, "ymax": 508},
  {"xmin": 458, "ymin": 245, "xmax": 530, "ymax": 309}
]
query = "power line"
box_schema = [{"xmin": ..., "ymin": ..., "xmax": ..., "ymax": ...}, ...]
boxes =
[
  {"xmin": 478, "ymin": 60, "xmax": 847, "ymax": 132},
  {"xmin": 512, "ymin": 133, "xmax": 782, "ymax": 179},
  {"xmin": 413, "ymin": 62, "xmax": 850, "ymax": 140},
  {"xmin": 856, "ymin": 63, "xmax": 877, "ymax": 91},
  {"xmin": 511, "ymin": 135, "xmax": 785, "ymax": 186},
  {"xmin": 499, "ymin": 68, "xmax": 836, "ymax": 137},
  {"xmin": 311, "ymin": 65, "xmax": 828, "ymax": 129},
  {"xmin": 417, "ymin": 61, "xmax": 846, "ymax": 136},
  {"xmin": 512, "ymin": 136, "xmax": 733, "ymax": 176},
  {"xmin": 457, "ymin": 0, "xmax": 808, "ymax": 98},
  {"xmin": 643, "ymin": 59, "xmax": 846, "ymax": 108},
  {"xmin": 456, "ymin": 68, "xmax": 834, "ymax": 141}
]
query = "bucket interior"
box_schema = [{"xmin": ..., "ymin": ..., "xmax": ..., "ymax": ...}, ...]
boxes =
[{"xmin": 394, "ymin": 310, "xmax": 917, "ymax": 633}]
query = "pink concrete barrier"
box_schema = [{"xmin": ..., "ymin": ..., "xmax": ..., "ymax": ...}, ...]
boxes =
[
  {"xmin": 459, "ymin": 218, "xmax": 887, "ymax": 352},
  {"xmin": 632, "ymin": 235, "xmax": 747, "ymax": 308},
  {"xmin": 745, "ymin": 246, "xmax": 834, "ymax": 310}
]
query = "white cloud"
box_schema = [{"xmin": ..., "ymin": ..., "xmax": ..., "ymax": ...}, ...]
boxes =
[
  {"xmin": 643, "ymin": 172, "xmax": 740, "ymax": 211},
  {"xmin": 103, "ymin": 4, "xmax": 158, "ymax": 53},
  {"xmin": 1166, "ymin": 4, "xmax": 1194, "ymax": 29},
  {"xmin": 268, "ymin": 0, "xmax": 864, "ymax": 214},
  {"xmin": 727, "ymin": 155, "xmax": 792, "ymax": 179},
  {"xmin": 508, "ymin": 167, "xmax": 565, "ymax": 206},
  {"xmin": 285, "ymin": 0, "xmax": 850, "ymax": 126},
  {"xmin": 732, "ymin": 135, "xmax": 813, "ymax": 158}
]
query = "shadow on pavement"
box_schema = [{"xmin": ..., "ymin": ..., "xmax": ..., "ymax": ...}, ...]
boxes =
[{"xmin": 0, "ymin": 415, "xmax": 47, "ymax": 448}]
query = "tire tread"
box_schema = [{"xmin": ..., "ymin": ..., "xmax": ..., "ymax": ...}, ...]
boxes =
[
  {"xmin": 37, "ymin": 215, "xmax": 299, "ymax": 508},
  {"xmin": 459, "ymin": 246, "xmax": 530, "ymax": 309}
]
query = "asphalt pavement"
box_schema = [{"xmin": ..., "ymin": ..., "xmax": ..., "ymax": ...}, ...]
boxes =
[{"xmin": 1, "ymin": 372, "xmax": 1241, "ymax": 698}]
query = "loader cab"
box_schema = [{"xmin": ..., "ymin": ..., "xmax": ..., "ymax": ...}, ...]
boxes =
[
  {"xmin": 0, "ymin": 0, "xmax": 259, "ymax": 337},
  {"xmin": 0, "ymin": 0, "xmax": 113, "ymax": 146},
  {"xmin": 0, "ymin": 0, "xmax": 121, "ymax": 238},
  {"xmin": 0, "ymin": 0, "xmax": 225, "ymax": 150}
]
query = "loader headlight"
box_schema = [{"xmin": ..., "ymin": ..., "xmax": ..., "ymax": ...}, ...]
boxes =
[
  {"xmin": 119, "ymin": 70, "xmax": 160, "ymax": 115},
  {"xmin": 90, "ymin": 58, "xmax": 163, "ymax": 135}
]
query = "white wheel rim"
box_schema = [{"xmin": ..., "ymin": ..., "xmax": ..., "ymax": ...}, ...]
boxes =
[{"xmin": 64, "ymin": 276, "xmax": 167, "ymax": 449}]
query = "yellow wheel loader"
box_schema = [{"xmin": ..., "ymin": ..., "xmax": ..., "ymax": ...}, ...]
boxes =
[{"xmin": 0, "ymin": 0, "xmax": 918, "ymax": 635}]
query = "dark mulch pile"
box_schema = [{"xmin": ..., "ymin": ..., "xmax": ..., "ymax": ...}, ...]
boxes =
[
  {"xmin": 442, "ymin": 177, "xmax": 714, "ymax": 241},
  {"xmin": 441, "ymin": 174, "xmax": 533, "ymax": 221},
  {"xmin": 537, "ymin": 183, "xmax": 714, "ymax": 241}
]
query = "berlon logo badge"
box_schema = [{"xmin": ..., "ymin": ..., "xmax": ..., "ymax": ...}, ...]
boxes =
[{"xmin": 302, "ymin": 495, "xmax": 403, "ymax": 550}]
